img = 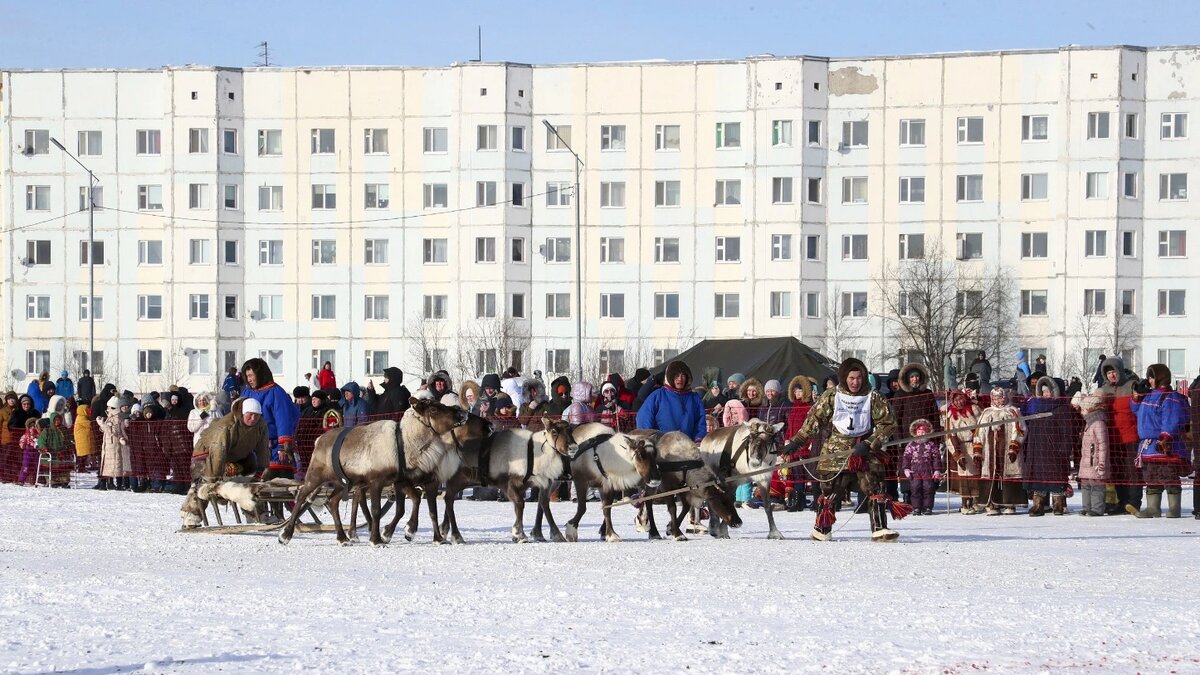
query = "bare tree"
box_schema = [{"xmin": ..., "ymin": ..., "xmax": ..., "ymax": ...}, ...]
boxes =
[
  {"xmin": 453, "ymin": 317, "xmax": 531, "ymax": 379},
  {"xmin": 406, "ymin": 313, "xmax": 449, "ymax": 377},
  {"xmin": 821, "ymin": 283, "xmax": 863, "ymax": 362}
]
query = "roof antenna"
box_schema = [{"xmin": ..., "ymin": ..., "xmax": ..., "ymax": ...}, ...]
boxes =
[
  {"xmin": 476, "ymin": 26, "xmax": 482, "ymax": 62},
  {"xmin": 256, "ymin": 41, "xmax": 272, "ymax": 67}
]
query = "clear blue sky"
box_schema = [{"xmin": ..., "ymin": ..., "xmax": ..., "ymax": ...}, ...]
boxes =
[{"xmin": 1, "ymin": 0, "xmax": 1196, "ymax": 69}]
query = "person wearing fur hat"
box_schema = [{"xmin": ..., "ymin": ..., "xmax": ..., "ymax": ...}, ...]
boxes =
[
  {"xmin": 292, "ymin": 386, "xmax": 311, "ymax": 412},
  {"xmin": 596, "ymin": 381, "xmax": 622, "ymax": 429},
  {"xmin": 782, "ymin": 357, "xmax": 901, "ymax": 541},
  {"xmin": 942, "ymin": 389, "xmax": 983, "ymax": 514},
  {"xmin": 96, "ymin": 396, "xmax": 130, "ymax": 490},
  {"xmin": 1072, "ymin": 393, "xmax": 1110, "ymax": 516},
  {"xmin": 1020, "ymin": 376, "xmax": 1076, "ymax": 515},
  {"xmin": 889, "ymin": 362, "xmax": 941, "ymax": 504},
  {"xmin": 785, "ymin": 376, "xmax": 820, "ymax": 510},
  {"xmin": 901, "ymin": 419, "xmax": 943, "ymax": 515},
  {"xmin": 1130, "ymin": 363, "xmax": 1191, "ymax": 518},
  {"xmin": 428, "ymin": 371, "xmax": 457, "ymax": 407},
  {"xmin": 458, "ymin": 380, "xmax": 481, "ymax": 412},
  {"xmin": 187, "ymin": 392, "xmax": 218, "ymax": 449},
  {"xmin": 1096, "ymin": 356, "xmax": 1141, "ymax": 514},
  {"xmin": 977, "ymin": 387, "xmax": 1026, "ymax": 514},
  {"xmin": 239, "ymin": 357, "xmax": 300, "ymax": 480},
  {"xmin": 739, "ymin": 377, "xmax": 765, "ymax": 416},
  {"xmin": 519, "ymin": 379, "xmax": 550, "ymax": 430},
  {"xmin": 636, "ymin": 361, "xmax": 706, "ymax": 441}
]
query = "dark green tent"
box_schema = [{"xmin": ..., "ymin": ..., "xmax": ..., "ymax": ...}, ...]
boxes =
[{"xmin": 651, "ymin": 337, "xmax": 838, "ymax": 386}]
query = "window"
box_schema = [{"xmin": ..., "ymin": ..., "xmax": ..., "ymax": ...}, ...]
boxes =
[
  {"xmin": 899, "ymin": 118, "xmax": 925, "ymax": 146},
  {"xmin": 511, "ymin": 182, "xmax": 525, "ymax": 207},
  {"xmin": 772, "ymin": 120, "xmax": 792, "ymax": 147},
  {"xmin": 1086, "ymin": 172, "xmax": 1109, "ymax": 199},
  {"xmin": 1161, "ymin": 113, "xmax": 1188, "ymax": 140},
  {"xmin": 223, "ymin": 295, "xmax": 238, "ymax": 319},
  {"xmin": 137, "ymin": 184, "xmax": 163, "ymax": 210},
  {"xmin": 600, "ymin": 293, "xmax": 625, "ymax": 319},
  {"xmin": 137, "ymin": 295, "xmax": 163, "ymax": 320},
  {"xmin": 423, "ymin": 183, "xmax": 448, "ymax": 209},
  {"xmin": 1157, "ymin": 349, "xmax": 1186, "ymax": 377},
  {"xmin": 1123, "ymin": 172, "xmax": 1138, "ymax": 199},
  {"xmin": 598, "ymin": 350, "xmax": 625, "ymax": 377},
  {"xmin": 311, "ymin": 184, "xmax": 336, "ymax": 209},
  {"xmin": 311, "ymin": 239, "xmax": 336, "ymax": 265},
  {"xmin": 546, "ymin": 182, "xmax": 572, "ymax": 207},
  {"xmin": 511, "ymin": 126, "xmax": 526, "ymax": 151},
  {"xmin": 364, "ymin": 350, "xmax": 389, "ymax": 377},
  {"xmin": 546, "ymin": 293, "xmax": 571, "ymax": 318},
  {"xmin": 1121, "ymin": 231, "xmax": 1137, "ymax": 258},
  {"xmin": 188, "ymin": 349, "xmax": 211, "ymax": 375},
  {"xmin": 1021, "ymin": 173, "xmax": 1048, "ymax": 200},
  {"xmin": 898, "ymin": 233, "xmax": 924, "ymax": 260},
  {"xmin": 715, "ymin": 122, "xmax": 741, "ymax": 148},
  {"xmin": 510, "ymin": 292, "xmax": 526, "ymax": 319},
  {"xmin": 1124, "ymin": 113, "xmax": 1139, "ymax": 139},
  {"xmin": 312, "ymin": 350, "xmax": 339, "ymax": 372},
  {"xmin": 188, "ymin": 183, "xmax": 209, "ymax": 209},
  {"xmin": 223, "ymin": 350, "xmax": 239, "ymax": 372},
  {"xmin": 804, "ymin": 292, "xmax": 821, "ymax": 319},
  {"xmin": 771, "ymin": 234, "xmax": 792, "ymax": 261},
  {"xmin": 841, "ymin": 120, "xmax": 868, "ymax": 147},
  {"xmin": 26, "ymin": 350, "xmax": 51, "ymax": 376},
  {"xmin": 311, "ymin": 295, "xmax": 336, "ymax": 320},
  {"xmin": 654, "ymin": 124, "xmax": 680, "ymax": 151},
  {"xmin": 1159, "ymin": 173, "xmax": 1188, "ymax": 200},
  {"xmin": 476, "ymin": 181, "xmax": 497, "ymax": 207},
  {"xmin": 715, "ymin": 236, "xmax": 741, "ymax": 262},
  {"xmin": 257, "ymin": 185, "xmax": 283, "ymax": 211},
  {"xmin": 137, "ymin": 240, "xmax": 162, "ymax": 265},
  {"xmin": 1158, "ymin": 230, "xmax": 1186, "ymax": 257},
  {"xmin": 79, "ymin": 240, "xmax": 104, "ymax": 266},
  {"xmin": 654, "ymin": 293, "xmax": 680, "ymax": 319},
  {"xmin": 258, "ymin": 240, "xmax": 283, "ymax": 265},
  {"xmin": 79, "ymin": 296, "xmax": 103, "ymax": 321},
  {"xmin": 25, "ymin": 295, "xmax": 50, "ymax": 320},
  {"xmin": 136, "ymin": 129, "xmax": 161, "ymax": 155},
  {"xmin": 362, "ymin": 183, "xmax": 389, "ymax": 209},
  {"xmin": 956, "ymin": 232, "xmax": 983, "ymax": 260},
  {"xmin": 600, "ymin": 237, "xmax": 625, "ymax": 263},
  {"xmin": 714, "ymin": 293, "xmax": 740, "ymax": 318},
  {"xmin": 190, "ymin": 126, "xmax": 212, "ymax": 151},
  {"xmin": 423, "ymin": 238, "xmax": 448, "ymax": 264},
  {"xmin": 77, "ymin": 130, "xmax": 102, "ymax": 156},
  {"xmin": 23, "ymin": 129, "xmax": 49, "ymax": 155},
  {"xmin": 769, "ymin": 177, "xmax": 793, "ymax": 204},
  {"xmin": 655, "ymin": 180, "xmax": 681, "ymax": 207},
  {"xmin": 257, "ymin": 129, "xmax": 282, "ymax": 156},
  {"xmin": 715, "ymin": 179, "xmax": 741, "ymax": 206},
  {"xmin": 546, "ymin": 349, "xmax": 571, "ymax": 374},
  {"xmin": 1121, "ymin": 289, "xmax": 1136, "ymax": 316},
  {"xmin": 1021, "ymin": 115, "xmax": 1049, "ymax": 141},
  {"xmin": 189, "ymin": 294, "xmax": 210, "ymax": 320},
  {"xmin": 898, "ymin": 176, "xmax": 925, "ymax": 203},
  {"xmin": 1020, "ymin": 290, "xmax": 1048, "ymax": 317},
  {"xmin": 956, "ymin": 291, "xmax": 983, "ymax": 317},
  {"xmin": 24, "ymin": 185, "xmax": 50, "ymax": 211},
  {"xmin": 189, "ymin": 239, "xmax": 211, "ymax": 265},
  {"xmin": 652, "ymin": 349, "xmax": 680, "ymax": 365},
  {"xmin": 476, "ymin": 124, "xmax": 497, "ymax": 151},
  {"xmin": 223, "ymin": 184, "xmax": 239, "ymax": 210},
  {"xmin": 545, "ymin": 124, "xmax": 572, "ymax": 151},
  {"xmin": 841, "ymin": 292, "xmax": 868, "ymax": 317},
  {"xmin": 423, "ymin": 127, "xmax": 448, "ymax": 153},
  {"xmin": 806, "ymin": 177, "xmax": 822, "ymax": 204},
  {"xmin": 364, "ymin": 239, "xmax": 388, "ymax": 265},
  {"xmin": 1158, "ymin": 290, "xmax": 1186, "ymax": 317},
  {"xmin": 311, "ymin": 128, "xmax": 335, "ymax": 154},
  {"xmin": 137, "ymin": 350, "xmax": 163, "ymax": 375},
  {"xmin": 841, "ymin": 234, "xmax": 868, "ymax": 261},
  {"xmin": 600, "ymin": 124, "xmax": 626, "ymax": 150},
  {"xmin": 510, "ymin": 238, "xmax": 525, "ymax": 263},
  {"xmin": 543, "ymin": 237, "xmax": 571, "ymax": 263},
  {"xmin": 806, "ymin": 120, "xmax": 821, "ymax": 146},
  {"xmin": 600, "ymin": 181, "xmax": 626, "ymax": 208},
  {"xmin": 841, "ymin": 176, "xmax": 868, "ymax": 204},
  {"xmin": 1084, "ymin": 289, "xmax": 1107, "ymax": 316},
  {"xmin": 364, "ymin": 128, "xmax": 389, "ymax": 154},
  {"xmin": 1087, "ymin": 112, "xmax": 1110, "ymax": 139},
  {"xmin": 474, "ymin": 237, "xmax": 496, "ymax": 263},
  {"xmin": 897, "ymin": 292, "xmax": 916, "ymax": 317},
  {"xmin": 257, "ymin": 295, "xmax": 283, "ymax": 321},
  {"xmin": 1021, "ymin": 232, "xmax": 1048, "ymax": 259},
  {"xmin": 769, "ymin": 291, "xmax": 792, "ymax": 318},
  {"xmin": 1085, "ymin": 230, "xmax": 1107, "ymax": 257},
  {"xmin": 222, "ymin": 128, "xmax": 238, "ymax": 154},
  {"xmin": 956, "ymin": 117, "xmax": 983, "ymax": 144},
  {"xmin": 654, "ymin": 237, "xmax": 680, "ymax": 263},
  {"xmin": 475, "ymin": 293, "xmax": 496, "ymax": 319},
  {"xmin": 804, "ymin": 235, "xmax": 821, "ymax": 261},
  {"xmin": 956, "ymin": 174, "xmax": 984, "ymax": 202}
]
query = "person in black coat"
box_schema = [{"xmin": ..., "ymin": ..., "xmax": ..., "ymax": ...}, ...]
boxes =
[
  {"xmin": 76, "ymin": 370, "xmax": 96, "ymax": 405},
  {"xmin": 366, "ymin": 367, "xmax": 412, "ymax": 415}
]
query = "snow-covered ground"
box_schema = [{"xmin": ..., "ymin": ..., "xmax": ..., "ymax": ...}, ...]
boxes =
[{"xmin": 1, "ymin": 484, "xmax": 1198, "ymax": 674}]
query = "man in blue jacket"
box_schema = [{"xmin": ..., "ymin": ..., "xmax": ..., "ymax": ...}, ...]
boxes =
[
  {"xmin": 1130, "ymin": 363, "xmax": 1190, "ymax": 518},
  {"xmin": 636, "ymin": 360, "xmax": 706, "ymax": 441},
  {"xmin": 238, "ymin": 358, "xmax": 299, "ymax": 482}
]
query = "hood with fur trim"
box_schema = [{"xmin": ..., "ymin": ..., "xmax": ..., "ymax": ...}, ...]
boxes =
[
  {"xmin": 664, "ymin": 361, "xmax": 693, "ymax": 391},
  {"xmin": 837, "ymin": 357, "xmax": 871, "ymax": 395},
  {"xmin": 738, "ymin": 377, "xmax": 765, "ymax": 406},
  {"xmin": 457, "ymin": 380, "xmax": 481, "ymax": 410},
  {"xmin": 898, "ymin": 362, "xmax": 931, "ymax": 393},
  {"xmin": 1146, "ymin": 363, "xmax": 1173, "ymax": 389},
  {"xmin": 1100, "ymin": 356, "xmax": 1130, "ymax": 385},
  {"xmin": 522, "ymin": 378, "xmax": 546, "ymax": 402},
  {"xmin": 787, "ymin": 375, "xmax": 816, "ymax": 404},
  {"xmin": 909, "ymin": 418, "xmax": 933, "ymax": 437},
  {"xmin": 1035, "ymin": 375, "xmax": 1061, "ymax": 398}
]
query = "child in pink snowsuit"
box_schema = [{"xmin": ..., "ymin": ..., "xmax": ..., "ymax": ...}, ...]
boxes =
[
  {"xmin": 17, "ymin": 418, "xmax": 41, "ymax": 484},
  {"xmin": 902, "ymin": 418, "xmax": 944, "ymax": 515}
]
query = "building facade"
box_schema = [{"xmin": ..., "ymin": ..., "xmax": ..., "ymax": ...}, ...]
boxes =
[{"xmin": 2, "ymin": 45, "xmax": 1198, "ymax": 391}]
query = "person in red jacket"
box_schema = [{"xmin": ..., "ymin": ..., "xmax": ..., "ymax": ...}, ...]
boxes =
[
  {"xmin": 317, "ymin": 361, "xmax": 337, "ymax": 391},
  {"xmin": 784, "ymin": 375, "xmax": 818, "ymax": 511},
  {"xmin": 1097, "ymin": 356, "xmax": 1140, "ymax": 514}
]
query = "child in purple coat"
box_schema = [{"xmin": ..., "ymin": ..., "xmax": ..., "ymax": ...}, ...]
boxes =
[{"xmin": 902, "ymin": 418, "xmax": 944, "ymax": 515}]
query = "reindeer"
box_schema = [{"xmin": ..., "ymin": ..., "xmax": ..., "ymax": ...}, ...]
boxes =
[
  {"xmin": 278, "ymin": 398, "xmax": 467, "ymax": 546},
  {"xmin": 644, "ymin": 431, "xmax": 742, "ymax": 541},
  {"xmin": 699, "ymin": 419, "xmax": 786, "ymax": 539}
]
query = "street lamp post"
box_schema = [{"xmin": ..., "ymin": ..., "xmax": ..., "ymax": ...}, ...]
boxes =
[
  {"xmin": 50, "ymin": 137, "xmax": 97, "ymax": 375},
  {"xmin": 542, "ymin": 121, "xmax": 584, "ymax": 383}
]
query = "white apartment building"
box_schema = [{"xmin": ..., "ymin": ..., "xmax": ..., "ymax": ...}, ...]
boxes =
[{"xmin": 3, "ymin": 45, "xmax": 1199, "ymax": 391}]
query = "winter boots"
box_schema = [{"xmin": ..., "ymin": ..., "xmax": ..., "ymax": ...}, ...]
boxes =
[
  {"xmin": 869, "ymin": 502, "xmax": 899, "ymax": 542},
  {"xmin": 1136, "ymin": 491, "xmax": 1163, "ymax": 518},
  {"xmin": 92, "ymin": 478, "xmax": 109, "ymax": 490},
  {"xmin": 1029, "ymin": 493, "xmax": 1045, "ymax": 516},
  {"xmin": 959, "ymin": 497, "xmax": 979, "ymax": 515},
  {"xmin": 1052, "ymin": 495, "xmax": 1067, "ymax": 515},
  {"xmin": 1166, "ymin": 489, "xmax": 1182, "ymax": 518}
]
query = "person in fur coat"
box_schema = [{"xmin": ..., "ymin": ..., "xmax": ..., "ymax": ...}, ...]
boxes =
[
  {"xmin": 739, "ymin": 378, "xmax": 765, "ymax": 417},
  {"xmin": 977, "ymin": 387, "xmax": 1027, "ymax": 514},
  {"xmin": 1072, "ymin": 392, "xmax": 1109, "ymax": 516},
  {"xmin": 942, "ymin": 389, "xmax": 983, "ymax": 514},
  {"xmin": 901, "ymin": 419, "xmax": 943, "ymax": 515},
  {"xmin": 458, "ymin": 380, "xmax": 481, "ymax": 412}
]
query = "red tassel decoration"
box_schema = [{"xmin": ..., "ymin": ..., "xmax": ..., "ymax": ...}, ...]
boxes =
[
  {"xmin": 846, "ymin": 454, "xmax": 866, "ymax": 473},
  {"xmin": 888, "ymin": 500, "xmax": 914, "ymax": 521},
  {"xmin": 814, "ymin": 496, "xmax": 837, "ymax": 531}
]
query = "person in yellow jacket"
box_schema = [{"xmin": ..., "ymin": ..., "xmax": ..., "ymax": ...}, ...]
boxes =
[{"xmin": 74, "ymin": 403, "xmax": 95, "ymax": 472}]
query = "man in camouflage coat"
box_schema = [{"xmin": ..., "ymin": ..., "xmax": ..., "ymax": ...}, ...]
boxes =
[{"xmin": 782, "ymin": 357, "xmax": 900, "ymax": 541}]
